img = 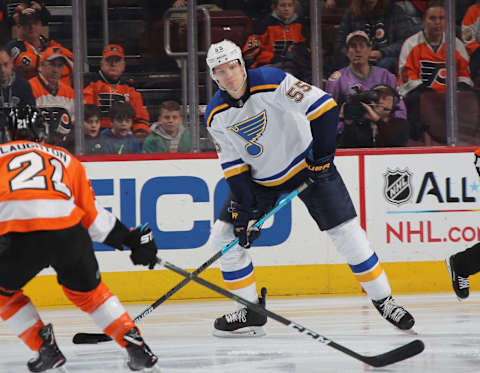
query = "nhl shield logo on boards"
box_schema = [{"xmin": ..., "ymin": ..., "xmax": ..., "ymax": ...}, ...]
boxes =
[{"xmin": 383, "ymin": 169, "xmax": 412, "ymax": 205}]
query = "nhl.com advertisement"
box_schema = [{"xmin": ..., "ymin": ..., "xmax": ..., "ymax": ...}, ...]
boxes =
[{"xmin": 364, "ymin": 150, "xmax": 480, "ymax": 261}]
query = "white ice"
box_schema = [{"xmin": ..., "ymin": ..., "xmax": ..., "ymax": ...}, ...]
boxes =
[{"xmin": 0, "ymin": 292, "xmax": 478, "ymax": 372}]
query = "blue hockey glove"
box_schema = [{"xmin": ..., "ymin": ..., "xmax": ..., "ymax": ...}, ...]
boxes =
[
  {"xmin": 124, "ymin": 224, "xmax": 158, "ymax": 269},
  {"xmin": 230, "ymin": 201, "xmax": 261, "ymax": 248},
  {"xmin": 305, "ymin": 153, "xmax": 334, "ymax": 183}
]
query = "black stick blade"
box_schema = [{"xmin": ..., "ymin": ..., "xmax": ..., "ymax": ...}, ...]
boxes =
[
  {"xmin": 72, "ymin": 332, "xmax": 112, "ymax": 344},
  {"xmin": 363, "ymin": 339, "xmax": 425, "ymax": 367}
]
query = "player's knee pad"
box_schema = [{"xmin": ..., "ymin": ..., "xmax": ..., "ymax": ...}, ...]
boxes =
[
  {"xmin": 326, "ymin": 218, "xmax": 373, "ymax": 264},
  {"xmin": 62, "ymin": 281, "xmax": 114, "ymax": 313}
]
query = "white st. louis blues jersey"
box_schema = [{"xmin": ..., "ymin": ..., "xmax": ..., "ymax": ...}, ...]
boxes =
[{"xmin": 205, "ymin": 66, "xmax": 337, "ymax": 188}]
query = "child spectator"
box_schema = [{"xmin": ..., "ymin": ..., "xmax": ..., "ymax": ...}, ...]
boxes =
[
  {"xmin": 142, "ymin": 100, "xmax": 191, "ymax": 153},
  {"xmin": 100, "ymin": 102, "xmax": 140, "ymax": 154},
  {"xmin": 242, "ymin": 0, "xmax": 309, "ymax": 77},
  {"xmin": 83, "ymin": 104, "xmax": 106, "ymax": 154}
]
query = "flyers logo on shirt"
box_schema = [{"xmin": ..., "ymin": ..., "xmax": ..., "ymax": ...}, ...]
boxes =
[
  {"xmin": 228, "ymin": 111, "xmax": 267, "ymax": 157},
  {"xmin": 420, "ymin": 60, "xmax": 446, "ymax": 87}
]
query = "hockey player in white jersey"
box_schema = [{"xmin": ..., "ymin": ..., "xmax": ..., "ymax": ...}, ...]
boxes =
[{"xmin": 204, "ymin": 39, "xmax": 415, "ymax": 337}]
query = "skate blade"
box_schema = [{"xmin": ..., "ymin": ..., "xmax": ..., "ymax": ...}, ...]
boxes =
[
  {"xmin": 143, "ymin": 365, "xmax": 162, "ymax": 372},
  {"xmin": 212, "ymin": 326, "xmax": 266, "ymax": 338},
  {"xmin": 400, "ymin": 327, "xmax": 418, "ymax": 336},
  {"xmin": 57, "ymin": 366, "xmax": 70, "ymax": 373}
]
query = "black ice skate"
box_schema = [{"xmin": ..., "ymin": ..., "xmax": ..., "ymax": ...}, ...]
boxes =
[
  {"xmin": 27, "ymin": 324, "xmax": 66, "ymax": 373},
  {"xmin": 372, "ymin": 296, "xmax": 415, "ymax": 330},
  {"xmin": 213, "ymin": 287, "xmax": 267, "ymax": 338},
  {"xmin": 123, "ymin": 327, "xmax": 159, "ymax": 371},
  {"xmin": 445, "ymin": 255, "xmax": 470, "ymax": 300}
]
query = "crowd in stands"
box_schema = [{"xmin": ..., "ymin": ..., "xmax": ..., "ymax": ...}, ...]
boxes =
[{"xmin": 0, "ymin": 0, "xmax": 479, "ymax": 153}]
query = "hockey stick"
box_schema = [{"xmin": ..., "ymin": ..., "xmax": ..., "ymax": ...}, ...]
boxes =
[
  {"xmin": 161, "ymin": 259, "xmax": 425, "ymax": 368},
  {"xmin": 72, "ymin": 179, "xmax": 313, "ymax": 344}
]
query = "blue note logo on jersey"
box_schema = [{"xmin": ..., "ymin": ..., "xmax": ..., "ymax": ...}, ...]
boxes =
[{"xmin": 228, "ymin": 111, "xmax": 267, "ymax": 157}]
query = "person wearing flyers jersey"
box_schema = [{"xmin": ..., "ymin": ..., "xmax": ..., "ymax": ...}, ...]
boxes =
[
  {"xmin": 0, "ymin": 106, "xmax": 159, "ymax": 372},
  {"xmin": 6, "ymin": 5, "xmax": 73, "ymax": 87},
  {"xmin": 83, "ymin": 44, "xmax": 150, "ymax": 141}
]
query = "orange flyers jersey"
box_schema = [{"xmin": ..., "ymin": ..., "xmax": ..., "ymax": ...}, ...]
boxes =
[
  {"xmin": 7, "ymin": 38, "xmax": 73, "ymax": 87},
  {"xmin": 0, "ymin": 141, "xmax": 116, "ymax": 239},
  {"xmin": 83, "ymin": 73, "xmax": 150, "ymax": 134},
  {"xmin": 242, "ymin": 18, "xmax": 306, "ymax": 68},
  {"xmin": 29, "ymin": 75, "xmax": 75, "ymax": 128},
  {"xmin": 398, "ymin": 31, "xmax": 473, "ymax": 96},
  {"xmin": 462, "ymin": 4, "xmax": 480, "ymax": 56}
]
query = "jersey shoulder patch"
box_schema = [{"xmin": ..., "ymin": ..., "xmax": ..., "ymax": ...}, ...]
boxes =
[{"xmin": 328, "ymin": 71, "xmax": 341, "ymax": 81}]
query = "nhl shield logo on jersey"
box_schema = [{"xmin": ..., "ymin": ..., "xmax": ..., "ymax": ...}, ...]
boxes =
[
  {"xmin": 228, "ymin": 111, "xmax": 267, "ymax": 157},
  {"xmin": 383, "ymin": 168, "xmax": 412, "ymax": 205}
]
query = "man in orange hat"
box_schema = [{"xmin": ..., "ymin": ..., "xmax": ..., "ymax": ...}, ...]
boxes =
[
  {"xmin": 28, "ymin": 45, "xmax": 74, "ymax": 146},
  {"xmin": 6, "ymin": 3, "xmax": 73, "ymax": 87},
  {"xmin": 84, "ymin": 44, "xmax": 150, "ymax": 141}
]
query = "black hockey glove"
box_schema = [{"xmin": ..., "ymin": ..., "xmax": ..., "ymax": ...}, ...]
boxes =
[
  {"xmin": 0, "ymin": 234, "xmax": 10, "ymax": 256},
  {"xmin": 230, "ymin": 201, "xmax": 262, "ymax": 248},
  {"xmin": 124, "ymin": 224, "xmax": 158, "ymax": 269},
  {"xmin": 305, "ymin": 153, "xmax": 334, "ymax": 183}
]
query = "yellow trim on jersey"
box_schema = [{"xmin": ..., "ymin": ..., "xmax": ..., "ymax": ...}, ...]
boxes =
[
  {"xmin": 224, "ymin": 273, "xmax": 256, "ymax": 290},
  {"xmin": 255, "ymin": 160, "xmax": 307, "ymax": 187},
  {"xmin": 307, "ymin": 99, "xmax": 337, "ymax": 121},
  {"xmin": 354, "ymin": 264, "xmax": 384, "ymax": 283},
  {"xmin": 250, "ymin": 84, "xmax": 279, "ymax": 93},
  {"xmin": 224, "ymin": 164, "xmax": 249, "ymax": 179},
  {"xmin": 207, "ymin": 103, "xmax": 229, "ymax": 127}
]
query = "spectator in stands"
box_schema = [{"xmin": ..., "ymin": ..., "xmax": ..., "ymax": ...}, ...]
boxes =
[
  {"xmin": 83, "ymin": 104, "xmax": 107, "ymax": 155},
  {"xmin": 0, "ymin": 1, "xmax": 49, "ymax": 46},
  {"xmin": 338, "ymin": 84, "xmax": 409, "ymax": 147},
  {"xmin": 461, "ymin": 1, "xmax": 480, "ymax": 82},
  {"xmin": 325, "ymin": 31, "xmax": 409, "ymax": 147},
  {"xmin": 398, "ymin": 0, "xmax": 473, "ymax": 142},
  {"xmin": 29, "ymin": 45, "xmax": 73, "ymax": 147},
  {"xmin": 99, "ymin": 102, "xmax": 141, "ymax": 154},
  {"xmin": 84, "ymin": 44, "xmax": 150, "ymax": 142},
  {"xmin": 242, "ymin": 0, "xmax": 310, "ymax": 77},
  {"xmin": 458, "ymin": 0, "xmax": 477, "ymax": 26},
  {"xmin": 6, "ymin": 3, "xmax": 73, "ymax": 86},
  {"xmin": 393, "ymin": 0, "xmax": 427, "ymax": 26},
  {"xmin": 142, "ymin": 100, "xmax": 191, "ymax": 153},
  {"xmin": 0, "ymin": 46, "xmax": 35, "ymax": 110},
  {"xmin": 335, "ymin": 0, "xmax": 415, "ymax": 74}
]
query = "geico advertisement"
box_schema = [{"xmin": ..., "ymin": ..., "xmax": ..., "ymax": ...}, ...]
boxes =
[
  {"xmin": 365, "ymin": 151, "xmax": 480, "ymax": 261},
  {"xmin": 77, "ymin": 157, "xmax": 361, "ymax": 272}
]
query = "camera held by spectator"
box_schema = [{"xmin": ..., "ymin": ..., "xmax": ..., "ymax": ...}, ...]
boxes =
[
  {"xmin": 339, "ymin": 84, "xmax": 409, "ymax": 148},
  {"xmin": 343, "ymin": 87, "xmax": 380, "ymax": 121}
]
